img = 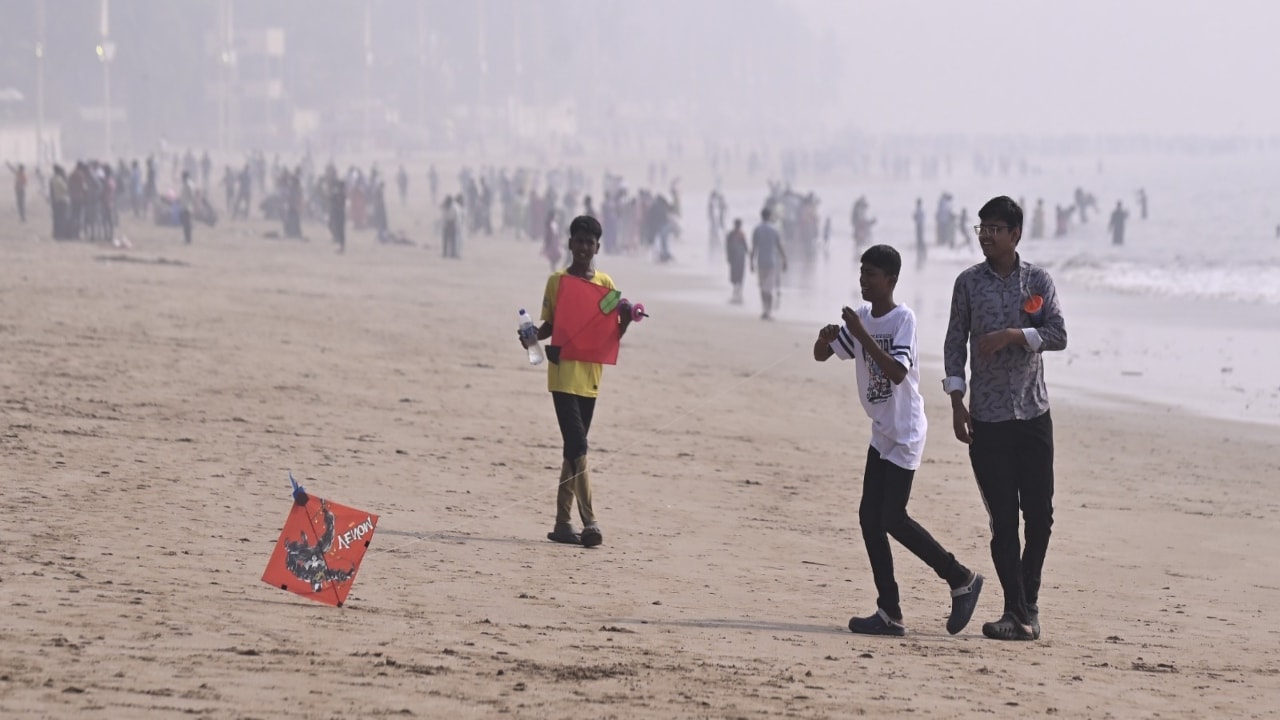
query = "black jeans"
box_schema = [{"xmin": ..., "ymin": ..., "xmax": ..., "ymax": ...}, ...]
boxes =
[
  {"xmin": 860, "ymin": 446, "xmax": 969, "ymax": 620},
  {"xmin": 969, "ymin": 411, "xmax": 1054, "ymax": 625},
  {"xmin": 552, "ymin": 392, "xmax": 596, "ymax": 461}
]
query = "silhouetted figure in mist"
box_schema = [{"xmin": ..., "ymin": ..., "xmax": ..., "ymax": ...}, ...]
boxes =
[
  {"xmin": 235, "ymin": 164, "xmax": 252, "ymax": 220},
  {"xmin": 726, "ymin": 218, "xmax": 748, "ymax": 305},
  {"xmin": 1030, "ymin": 199, "xmax": 1045, "ymax": 239},
  {"xmin": 957, "ymin": 208, "xmax": 972, "ymax": 248},
  {"xmin": 6, "ymin": 162, "xmax": 26, "ymax": 223},
  {"xmin": 221, "ymin": 166, "xmax": 236, "ymax": 214},
  {"xmin": 1074, "ymin": 187, "xmax": 1097, "ymax": 224},
  {"xmin": 329, "ymin": 178, "xmax": 346, "ymax": 253},
  {"xmin": 852, "ymin": 196, "xmax": 876, "ymax": 253},
  {"xmin": 144, "ymin": 155, "xmax": 157, "ymax": 210},
  {"xmin": 396, "ymin": 165, "xmax": 408, "ymax": 207},
  {"xmin": 913, "ymin": 198, "xmax": 927, "ymax": 269},
  {"xmin": 200, "ymin": 151, "xmax": 213, "ymax": 189},
  {"xmin": 50, "ymin": 165, "xmax": 69, "ymax": 239},
  {"xmin": 180, "ymin": 171, "xmax": 195, "ymax": 244},
  {"xmin": 1054, "ymin": 204, "xmax": 1072, "ymax": 238},
  {"xmin": 750, "ymin": 207, "xmax": 787, "ymax": 320},
  {"xmin": 442, "ymin": 196, "xmax": 460, "ymax": 259},
  {"xmin": 1136, "ymin": 188, "xmax": 1148, "ymax": 220},
  {"xmin": 1107, "ymin": 201, "xmax": 1128, "ymax": 246}
]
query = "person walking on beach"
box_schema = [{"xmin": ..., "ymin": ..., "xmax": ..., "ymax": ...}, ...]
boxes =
[
  {"xmin": 815, "ymin": 244, "xmax": 984, "ymax": 637},
  {"xmin": 541, "ymin": 208, "xmax": 561, "ymax": 271},
  {"xmin": 750, "ymin": 207, "xmax": 788, "ymax": 320},
  {"xmin": 328, "ymin": 177, "xmax": 347, "ymax": 254},
  {"xmin": 912, "ymin": 198, "xmax": 927, "ymax": 269},
  {"xmin": 7, "ymin": 162, "xmax": 27, "ymax": 223},
  {"xmin": 519, "ymin": 215, "xmax": 633, "ymax": 548},
  {"xmin": 725, "ymin": 218, "xmax": 748, "ymax": 305},
  {"xmin": 180, "ymin": 171, "xmax": 195, "ymax": 244},
  {"xmin": 943, "ymin": 196, "xmax": 1067, "ymax": 641},
  {"xmin": 396, "ymin": 165, "xmax": 409, "ymax": 207}
]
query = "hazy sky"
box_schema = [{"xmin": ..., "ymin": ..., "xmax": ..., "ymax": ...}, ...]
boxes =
[{"xmin": 793, "ymin": 0, "xmax": 1280, "ymax": 136}]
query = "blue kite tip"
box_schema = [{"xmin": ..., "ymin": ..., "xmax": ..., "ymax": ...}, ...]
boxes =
[{"xmin": 289, "ymin": 471, "xmax": 309, "ymax": 505}]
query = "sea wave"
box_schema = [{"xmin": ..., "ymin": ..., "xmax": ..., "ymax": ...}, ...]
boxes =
[{"xmin": 1046, "ymin": 254, "xmax": 1280, "ymax": 305}]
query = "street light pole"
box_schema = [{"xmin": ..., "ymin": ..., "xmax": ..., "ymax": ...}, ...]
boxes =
[
  {"xmin": 416, "ymin": 2, "xmax": 425, "ymax": 129},
  {"xmin": 363, "ymin": 0, "xmax": 372, "ymax": 155},
  {"xmin": 98, "ymin": 0, "xmax": 113, "ymax": 158},
  {"xmin": 35, "ymin": 0, "xmax": 45, "ymax": 164}
]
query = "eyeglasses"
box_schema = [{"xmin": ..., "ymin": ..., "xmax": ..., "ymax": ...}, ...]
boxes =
[{"xmin": 975, "ymin": 224, "xmax": 1010, "ymax": 236}]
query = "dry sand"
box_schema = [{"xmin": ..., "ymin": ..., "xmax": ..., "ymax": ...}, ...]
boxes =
[{"xmin": 1, "ymin": 206, "xmax": 1278, "ymax": 719}]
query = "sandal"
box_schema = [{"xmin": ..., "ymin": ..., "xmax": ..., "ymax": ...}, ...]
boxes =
[
  {"xmin": 981, "ymin": 613, "xmax": 1035, "ymax": 641},
  {"xmin": 848, "ymin": 608, "xmax": 907, "ymax": 637},
  {"xmin": 947, "ymin": 572, "xmax": 983, "ymax": 635}
]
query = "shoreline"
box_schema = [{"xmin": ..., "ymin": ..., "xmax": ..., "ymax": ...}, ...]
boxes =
[{"xmin": 636, "ymin": 228, "xmax": 1280, "ymax": 429}]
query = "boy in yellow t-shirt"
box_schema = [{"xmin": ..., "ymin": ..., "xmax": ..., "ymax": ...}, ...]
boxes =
[{"xmin": 520, "ymin": 216, "xmax": 631, "ymax": 547}]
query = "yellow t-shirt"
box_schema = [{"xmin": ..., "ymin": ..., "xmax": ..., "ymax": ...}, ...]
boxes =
[{"xmin": 541, "ymin": 269, "xmax": 616, "ymax": 398}]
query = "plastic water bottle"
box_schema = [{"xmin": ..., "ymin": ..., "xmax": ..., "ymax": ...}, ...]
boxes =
[{"xmin": 518, "ymin": 308, "xmax": 545, "ymax": 366}]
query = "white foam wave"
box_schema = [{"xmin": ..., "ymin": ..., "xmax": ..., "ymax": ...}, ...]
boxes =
[{"xmin": 1048, "ymin": 255, "xmax": 1280, "ymax": 305}]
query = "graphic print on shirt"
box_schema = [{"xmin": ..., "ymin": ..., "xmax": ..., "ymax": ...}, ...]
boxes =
[{"xmin": 864, "ymin": 334, "xmax": 894, "ymax": 404}]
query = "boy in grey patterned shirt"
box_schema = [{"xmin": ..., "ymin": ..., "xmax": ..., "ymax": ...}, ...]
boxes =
[{"xmin": 943, "ymin": 196, "xmax": 1067, "ymax": 641}]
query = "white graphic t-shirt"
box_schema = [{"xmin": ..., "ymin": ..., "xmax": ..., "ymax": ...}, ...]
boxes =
[{"xmin": 829, "ymin": 303, "xmax": 927, "ymax": 470}]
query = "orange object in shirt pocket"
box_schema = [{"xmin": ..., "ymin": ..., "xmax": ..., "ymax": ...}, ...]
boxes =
[{"xmin": 1023, "ymin": 295, "xmax": 1044, "ymax": 314}]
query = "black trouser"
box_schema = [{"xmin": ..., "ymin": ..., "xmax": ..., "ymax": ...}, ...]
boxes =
[
  {"xmin": 16, "ymin": 188, "xmax": 25, "ymax": 222},
  {"xmin": 860, "ymin": 446, "xmax": 969, "ymax": 620},
  {"xmin": 969, "ymin": 411, "xmax": 1054, "ymax": 625},
  {"xmin": 551, "ymin": 391, "xmax": 595, "ymax": 461},
  {"xmin": 180, "ymin": 209, "xmax": 193, "ymax": 244}
]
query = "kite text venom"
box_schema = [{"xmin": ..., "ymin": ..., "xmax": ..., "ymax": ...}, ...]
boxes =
[{"xmin": 337, "ymin": 517, "xmax": 375, "ymax": 550}]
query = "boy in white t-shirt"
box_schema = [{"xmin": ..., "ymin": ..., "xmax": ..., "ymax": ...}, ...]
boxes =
[{"xmin": 814, "ymin": 244, "xmax": 984, "ymax": 636}]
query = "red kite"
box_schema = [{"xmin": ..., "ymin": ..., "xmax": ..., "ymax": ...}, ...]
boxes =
[
  {"xmin": 550, "ymin": 274, "xmax": 623, "ymax": 365},
  {"xmin": 261, "ymin": 476, "xmax": 378, "ymax": 607}
]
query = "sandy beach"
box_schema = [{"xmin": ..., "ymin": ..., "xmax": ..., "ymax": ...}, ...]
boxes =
[{"xmin": 2, "ymin": 203, "xmax": 1279, "ymax": 719}]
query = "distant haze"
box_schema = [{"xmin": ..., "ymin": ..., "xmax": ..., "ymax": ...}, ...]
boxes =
[
  {"xmin": 0, "ymin": 0, "xmax": 1275, "ymax": 159},
  {"xmin": 794, "ymin": 0, "xmax": 1280, "ymax": 136}
]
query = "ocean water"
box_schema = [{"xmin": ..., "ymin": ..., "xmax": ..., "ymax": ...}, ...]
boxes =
[
  {"xmin": 708, "ymin": 153, "xmax": 1280, "ymax": 306},
  {"xmin": 649, "ymin": 152, "xmax": 1280, "ymax": 425}
]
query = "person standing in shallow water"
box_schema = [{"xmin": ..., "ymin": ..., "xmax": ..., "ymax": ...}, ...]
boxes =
[
  {"xmin": 944, "ymin": 196, "xmax": 1067, "ymax": 641},
  {"xmin": 1107, "ymin": 201, "xmax": 1128, "ymax": 246}
]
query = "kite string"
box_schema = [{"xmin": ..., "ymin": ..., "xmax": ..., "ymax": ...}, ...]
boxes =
[{"xmin": 376, "ymin": 340, "xmax": 812, "ymax": 554}]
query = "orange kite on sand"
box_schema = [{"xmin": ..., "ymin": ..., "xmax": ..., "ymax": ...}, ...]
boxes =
[{"xmin": 261, "ymin": 474, "xmax": 378, "ymax": 607}]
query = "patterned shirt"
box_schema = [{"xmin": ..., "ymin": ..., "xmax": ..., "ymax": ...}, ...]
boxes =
[{"xmin": 943, "ymin": 257, "xmax": 1067, "ymax": 422}]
